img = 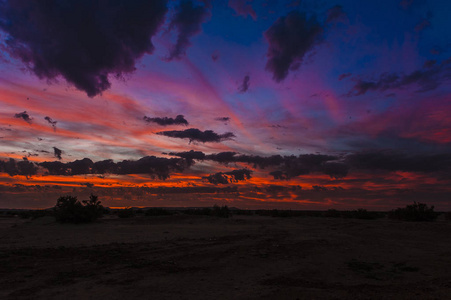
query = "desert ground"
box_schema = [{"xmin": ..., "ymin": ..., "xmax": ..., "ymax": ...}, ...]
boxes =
[{"xmin": 1, "ymin": 213, "xmax": 451, "ymax": 299}]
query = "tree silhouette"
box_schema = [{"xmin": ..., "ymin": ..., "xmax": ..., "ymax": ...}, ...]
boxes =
[{"xmin": 54, "ymin": 194, "xmax": 104, "ymax": 223}]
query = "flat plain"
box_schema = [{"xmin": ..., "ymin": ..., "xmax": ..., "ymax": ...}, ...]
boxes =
[{"xmin": 1, "ymin": 214, "xmax": 451, "ymax": 299}]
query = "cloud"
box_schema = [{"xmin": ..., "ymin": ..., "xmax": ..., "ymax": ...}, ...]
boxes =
[
  {"xmin": 168, "ymin": 150, "xmax": 206, "ymax": 161},
  {"xmin": 228, "ymin": 0, "xmax": 257, "ymax": 20},
  {"xmin": 415, "ymin": 18, "xmax": 431, "ymax": 32},
  {"xmin": 202, "ymin": 151, "xmax": 348, "ymax": 179},
  {"xmin": 167, "ymin": 150, "xmax": 205, "ymax": 166},
  {"xmin": 203, "ymin": 168, "xmax": 252, "ymax": 184},
  {"xmin": 265, "ymin": 10, "xmax": 324, "ymax": 82},
  {"xmin": 45, "ymin": 116, "xmax": 57, "ymax": 131},
  {"xmin": 206, "ymin": 152, "xmax": 284, "ymax": 168},
  {"xmin": 238, "ymin": 75, "xmax": 250, "ymax": 93},
  {"xmin": 399, "ymin": 0, "xmax": 414, "ymax": 10},
  {"xmin": 326, "ymin": 5, "xmax": 346, "ymax": 23},
  {"xmin": 167, "ymin": 0, "xmax": 210, "ymax": 60},
  {"xmin": 348, "ymin": 58, "xmax": 451, "ymax": 96},
  {"xmin": 268, "ymin": 154, "xmax": 347, "ymax": 179},
  {"xmin": 14, "ymin": 111, "xmax": 32, "ymax": 124},
  {"xmin": 37, "ymin": 156, "xmax": 189, "ymax": 180},
  {"xmin": 338, "ymin": 73, "xmax": 351, "ymax": 80},
  {"xmin": 53, "ymin": 147, "xmax": 62, "ymax": 160},
  {"xmin": 157, "ymin": 128, "xmax": 235, "ymax": 143},
  {"xmin": 143, "ymin": 115, "xmax": 189, "ymax": 126},
  {"xmin": 215, "ymin": 117, "xmax": 230, "ymax": 123},
  {"xmin": 115, "ymin": 156, "xmax": 187, "ymax": 180},
  {"xmin": 345, "ymin": 151, "xmax": 451, "ymax": 173},
  {"xmin": 0, "ymin": 0, "xmax": 168, "ymax": 97},
  {"xmin": 0, "ymin": 157, "xmax": 38, "ymax": 178}
]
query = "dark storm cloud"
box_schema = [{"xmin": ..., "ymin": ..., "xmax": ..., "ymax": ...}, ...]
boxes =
[
  {"xmin": 168, "ymin": 150, "xmax": 206, "ymax": 161},
  {"xmin": 115, "ymin": 156, "xmax": 186, "ymax": 180},
  {"xmin": 205, "ymin": 151, "xmax": 239, "ymax": 163},
  {"xmin": 44, "ymin": 116, "xmax": 57, "ymax": 131},
  {"xmin": 157, "ymin": 128, "xmax": 235, "ymax": 143},
  {"xmin": 268, "ymin": 154, "xmax": 348, "ymax": 179},
  {"xmin": 167, "ymin": 150, "xmax": 291, "ymax": 170},
  {"xmin": 201, "ymin": 151, "xmax": 348, "ymax": 179},
  {"xmin": 14, "ymin": 111, "xmax": 32, "ymax": 124},
  {"xmin": 321, "ymin": 162, "xmax": 349, "ymax": 179},
  {"xmin": 53, "ymin": 147, "xmax": 62, "ymax": 160},
  {"xmin": 167, "ymin": 0, "xmax": 210, "ymax": 60},
  {"xmin": 143, "ymin": 115, "xmax": 188, "ymax": 126},
  {"xmin": 0, "ymin": 0, "xmax": 168, "ymax": 97},
  {"xmin": 348, "ymin": 58, "xmax": 451, "ymax": 96},
  {"xmin": 206, "ymin": 152, "xmax": 285, "ymax": 168},
  {"xmin": 0, "ymin": 157, "xmax": 38, "ymax": 178},
  {"xmin": 345, "ymin": 151, "xmax": 451, "ymax": 173},
  {"xmin": 203, "ymin": 168, "xmax": 252, "ymax": 185},
  {"xmin": 238, "ymin": 75, "xmax": 250, "ymax": 93},
  {"xmin": 265, "ymin": 10, "xmax": 324, "ymax": 82},
  {"xmin": 112, "ymin": 185, "xmax": 238, "ymax": 195},
  {"xmin": 93, "ymin": 159, "xmax": 117, "ymax": 174},
  {"xmin": 38, "ymin": 156, "xmax": 189, "ymax": 180}
]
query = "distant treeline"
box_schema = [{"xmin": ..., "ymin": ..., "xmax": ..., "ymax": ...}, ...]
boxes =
[{"xmin": 1, "ymin": 198, "xmax": 449, "ymax": 223}]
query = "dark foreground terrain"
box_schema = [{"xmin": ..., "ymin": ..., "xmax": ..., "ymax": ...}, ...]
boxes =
[{"xmin": 1, "ymin": 214, "xmax": 451, "ymax": 299}]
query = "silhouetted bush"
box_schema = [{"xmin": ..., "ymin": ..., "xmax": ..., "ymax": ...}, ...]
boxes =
[
  {"xmin": 445, "ymin": 212, "xmax": 451, "ymax": 221},
  {"xmin": 82, "ymin": 194, "xmax": 105, "ymax": 219},
  {"xmin": 145, "ymin": 208, "xmax": 172, "ymax": 216},
  {"xmin": 388, "ymin": 202, "xmax": 438, "ymax": 221},
  {"xmin": 54, "ymin": 194, "xmax": 104, "ymax": 223},
  {"xmin": 117, "ymin": 208, "xmax": 135, "ymax": 218},
  {"xmin": 212, "ymin": 204, "xmax": 230, "ymax": 218}
]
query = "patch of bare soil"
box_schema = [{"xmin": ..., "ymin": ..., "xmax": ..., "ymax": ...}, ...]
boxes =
[{"xmin": 1, "ymin": 215, "xmax": 451, "ymax": 299}]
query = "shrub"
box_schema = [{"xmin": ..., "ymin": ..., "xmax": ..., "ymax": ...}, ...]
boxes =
[
  {"xmin": 82, "ymin": 194, "xmax": 104, "ymax": 220},
  {"xmin": 388, "ymin": 202, "xmax": 438, "ymax": 221},
  {"xmin": 212, "ymin": 204, "xmax": 230, "ymax": 218},
  {"xmin": 117, "ymin": 208, "xmax": 135, "ymax": 218},
  {"xmin": 54, "ymin": 194, "xmax": 104, "ymax": 223},
  {"xmin": 445, "ymin": 212, "xmax": 451, "ymax": 221}
]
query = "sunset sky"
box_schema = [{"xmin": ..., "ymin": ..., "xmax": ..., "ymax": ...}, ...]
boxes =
[{"xmin": 0, "ymin": 0, "xmax": 450, "ymax": 210}]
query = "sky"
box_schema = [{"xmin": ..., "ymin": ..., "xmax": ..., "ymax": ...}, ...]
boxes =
[{"xmin": 0, "ymin": 0, "xmax": 450, "ymax": 210}]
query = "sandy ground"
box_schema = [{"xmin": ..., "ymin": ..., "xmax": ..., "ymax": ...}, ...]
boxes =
[{"xmin": 1, "ymin": 214, "xmax": 451, "ymax": 299}]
